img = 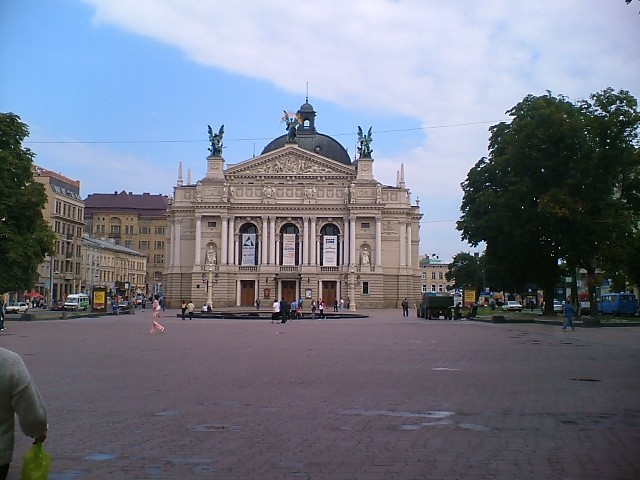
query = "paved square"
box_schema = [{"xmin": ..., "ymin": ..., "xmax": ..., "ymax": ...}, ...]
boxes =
[{"xmin": 1, "ymin": 311, "xmax": 639, "ymax": 479}]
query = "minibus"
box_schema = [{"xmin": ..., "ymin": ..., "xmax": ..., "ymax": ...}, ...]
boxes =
[
  {"xmin": 598, "ymin": 293, "xmax": 638, "ymax": 316},
  {"xmin": 64, "ymin": 293, "xmax": 90, "ymax": 311}
]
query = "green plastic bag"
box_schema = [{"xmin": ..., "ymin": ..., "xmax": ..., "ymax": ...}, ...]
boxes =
[{"xmin": 21, "ymin": 443, "xmax": 51, "ymax": 480}]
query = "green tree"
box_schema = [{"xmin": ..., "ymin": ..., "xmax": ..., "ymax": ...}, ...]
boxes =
[
  {"xmin": 0, "ymin": 113, "xmax": 55, "ymax": 294},
  {"xmin": 445, "ymin": 252, "xmax": 485, "ymax": 295},
  {"xmin": 457, "ymin": 89, "xmax": 640, "ymax": 315}
]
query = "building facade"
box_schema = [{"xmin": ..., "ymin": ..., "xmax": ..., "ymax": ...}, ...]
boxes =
[
  {"xmin": 33, "ymin": 166, "xmax": 85, "ymax": 305},
  {"xmin": 83, "ymin": 191, "xmax": 169, "ymax": 296},
  {"xmin": 165, "ymin": 101, "xmax": 422, "ymax": 309},
  {"xmin": 82, "ymin": 236, "xmax": 147, "ymax": 300},
  {"xmin": 419, "ymin": 254, "xmax": 453, "ymax": 294}
]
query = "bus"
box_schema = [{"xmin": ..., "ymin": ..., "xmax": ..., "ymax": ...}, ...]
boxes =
[
  {"xmin": 64, "ymin": 293, "xmax": 90, "ymax": 311},
  {"xmin": 598, "ymin": 293, "xmax": 638, "ymax": 316}
]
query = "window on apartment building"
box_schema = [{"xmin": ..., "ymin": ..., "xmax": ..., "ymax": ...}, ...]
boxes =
[
  {"xmin": 153, "ymin": 254, "xmax": 164, "ymax": 265},
  {"xmin": 155, "ymin": 227, "xmax": 165, "ymax": 235},
  {"xmin": 207, "ymin": 221, "xmax": 216, "ymax": 228},
  {"xmin": 362, "ymin": 282, "xmax": 369, "ymax": 294},
  {"xmin": 55, "ymin": 200, "xmax": 61, "ymax": 214},
  {"xmin": 125, "ymin": 240, "xmax": 133, "ymax": 249},
  {"xmin": 140, "ymin": 226, "xmax": 150, "ymax": 234},
  {"xmin": 439, "ymin": 285, "xmax": 444, "ymax": 292},
  {"xmin": 111, "ymin": 225, "xmax": 120, "ymax": 235},
  {"xmin": 431, "ymin": 285, "xmax": 436, "ymax": 292},
  {"xmin": 431, "ymin": 272, "xmax": 436, "ymax": 280},
  {"xmin": 422, "ymin": 272, "xmax": 427, "ymax": 279},
  {"xmin": 422, "ymin": 285, "xmax": 427, "ymax": 293},
  {"xmin": 439, "ymin": 272, "xmax": 444, "ymax": 280},
  {"xmin": 154, "ymin": 241, "xmax": 165, "ymax": 250},
  {"xmin": 139, "ymin": 241, "xmax": 150, "ymax": 249}
]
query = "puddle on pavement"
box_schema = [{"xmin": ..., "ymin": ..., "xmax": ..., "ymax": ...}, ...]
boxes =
[
  {"xmin": 340, "ymin": 409, "xmax": 454, "ymax": 419},
  {"xmin": 192, "ymin": 423, "xmax": 241, "ymax": 432},
  {"xmin": 83, "ymin": 453, "xmax": 116, "ymax": 461},
  {"xmin": 431, "ymin": 367, "xmax": 459, "ymax": 371},
  {"xmin": 50, "ymin": 470, "xmax": 87, "ymax": 479}
]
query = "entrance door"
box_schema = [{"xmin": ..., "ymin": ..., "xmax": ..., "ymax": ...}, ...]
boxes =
[
  {"xmin": 322, "ymin": 281, "xmax": 337, "ymax": 309},
  {"xmin": 281, "ymin": 281, "xmax": 297, "ymax": 303},
  {"xmin": 240, "ymin": 280, "xmax": 255, "ymax": 306}
]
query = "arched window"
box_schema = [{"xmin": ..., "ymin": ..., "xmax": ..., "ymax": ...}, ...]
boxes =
[
  {"xmin": 320, "ymin": 223, "xmax": 341, "ymax": 266},
  {"xmin": 279, "ymin": 223, "xmax": 299, "ymax": 266},
  {"xmin": 239, "ymin": 223, "xmax": 258, "ymax": 265}
]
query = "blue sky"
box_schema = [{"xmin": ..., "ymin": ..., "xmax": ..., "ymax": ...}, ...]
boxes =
[{"xmin": 2, "ymin": 0, "xmax": 639, "ymax": 262}]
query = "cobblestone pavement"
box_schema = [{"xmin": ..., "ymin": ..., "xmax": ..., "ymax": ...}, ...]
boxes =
[{"xmin": 1, "ymin": 310, "xmax": 638, "ymax": 479}]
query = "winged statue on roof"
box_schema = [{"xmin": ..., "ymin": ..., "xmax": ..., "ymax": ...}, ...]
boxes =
[
  {"xmin": 207, "ymin": 124, "xmax": 225, "ymax": 156},
  {"xmin": 357, "ymin": 126, "xmax": 373, "ymax": 158}
]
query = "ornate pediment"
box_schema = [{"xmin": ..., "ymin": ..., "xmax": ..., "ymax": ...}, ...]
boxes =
[{"xmin": 226, "ymin": 146, "xmax": 355, "ymax": 178}]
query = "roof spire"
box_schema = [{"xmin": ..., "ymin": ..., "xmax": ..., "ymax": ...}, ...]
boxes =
[{"xmin": 306, "ymin": 82, "xmax": 309, "ymax": 103}]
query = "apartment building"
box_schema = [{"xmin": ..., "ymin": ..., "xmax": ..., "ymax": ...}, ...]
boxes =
[
  {"xmin": 32, "ymin": 166, "xmax": 85, "ymax": 305},
  {"xmin": 84, "ymin": 191, "xmax": 169, "ymax": 296}
]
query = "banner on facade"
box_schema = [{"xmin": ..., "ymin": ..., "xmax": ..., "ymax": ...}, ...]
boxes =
[
  {"xmin": 323, "ymin": 235, "xmax": 338, "ymax": 266},
  {"xmin": 282, "ymin": 233, "xmax": 296, "ymax": 265},
  {"xmin": 242, "ymin": 233, "xmax": 256, "ymax": 265}
]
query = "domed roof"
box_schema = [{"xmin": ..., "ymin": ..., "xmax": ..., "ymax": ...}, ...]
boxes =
[
  {"xmin": 261, "ymin": 101, "xmax": 352, "ymax": 165},
  {"xmin": 261, "ymin": 133, "xmax": 352, "ymax": 165}
]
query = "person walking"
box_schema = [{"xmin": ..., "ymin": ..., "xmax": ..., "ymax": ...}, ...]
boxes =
[
  {"xmin": 318, "ymin": 299, "xmax": 325, "ymax": 319},
  {"xmin": 180, "ymin": 300, "xmax": 187, "ymax": 320},
  {"xmin": 563, "ymin": 298, "xmax": 576, "ymax": 332},
  {"xmin": 272, "ymin": 299, "xmax": 281, "ymax": 323},
  {"xmin": 0, "ymin": 300, "xmax": 5, "ymax": 331},
  {"xmin": 0, "ymin": 347, "xmax": 48, "ymax": 480},
  {"xmin": 311, "ymin": 300, "xmax": 317, "ymax": 319},
  {"xmin": 150, "ymin": 295, "xmax": 165, "ymax": 334},
  {"xmin": 187, "ymin": 300, "xmax": 195, "ymax": 320},
  {"xmin": 280, "ymin": 299, "xmax": 290, "ymax": 323},
  {"xmin": 401, "ymin": 298, "xmax": 409, "ymax": 317},
  {"xmin": 255, "ymin": 298, "xmax": 260, "ymax": 310}
]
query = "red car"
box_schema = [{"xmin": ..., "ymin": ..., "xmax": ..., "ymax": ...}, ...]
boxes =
[{"xmin": 50, "ymin": 300, "xmax": 65, "ymax": 311}]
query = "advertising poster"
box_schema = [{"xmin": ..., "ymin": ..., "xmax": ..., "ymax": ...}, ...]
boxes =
[
  {"xmin": 282, "ymin": 233, "xmax": 296, "ymax": 265},
  {"xmin": 323, "ymin": 235, "xmax": 337, "ymax": 266},
  {"xmin": 242, "ymin": 233, "xmax": 256, "ymax": 264}
]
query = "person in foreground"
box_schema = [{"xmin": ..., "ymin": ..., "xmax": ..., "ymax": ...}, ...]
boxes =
[{"xmin": 0, "ymin": 347, "xmax": 48, "ymax": 480}]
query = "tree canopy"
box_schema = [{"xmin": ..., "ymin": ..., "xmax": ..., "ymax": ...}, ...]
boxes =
[
  {"xmin": 457, "ymin": 89, "xmax": 640, "ymax": 314},
  {"xmin": 0, "ymin": 113, "xmax": 55, "ymax": 293}
]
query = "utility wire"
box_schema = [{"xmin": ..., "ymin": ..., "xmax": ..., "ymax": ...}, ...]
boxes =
[{"xmin": 24, "ymin": 120, "xmax": 504, "ymax": 145}]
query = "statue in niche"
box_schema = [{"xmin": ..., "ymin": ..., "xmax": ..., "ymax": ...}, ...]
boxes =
[
  {"xmin": 282, "ymin": 110, "xmax": 300, "ymax": 143},
  {"xmin": 206, "ymin": 246, "xmax": 217, "ymax": 266},
  {"xmin": 376, "ymin": 184, "xmax": 381, "ymax": 203},
  {"xmin": 357, "ymin": 126, "xmax": 373, "ymax": 158},
  {"xmin": 349, "ymin": 183, "xmax": 356, "ymax": 203},
  {"xmin": 304, "ymin": 186, "xmax": 317, "ymax": 198},
  {"xmin": 195, "ymin": 183, "xmax": 202, "ymax": 202},
  {"xmin": 207, "ymin": 124, "xmax": 224, "ymax": 156},
  {"xmin": 361, "ymin": 248, "xmax": 370, "ymax": 266},
  {"xmin": 263, "ymin": 185, "xmax": 274, "ymax": 198}
]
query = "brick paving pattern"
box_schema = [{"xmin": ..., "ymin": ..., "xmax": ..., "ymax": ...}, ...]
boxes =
[{"xmin": 1, "ymin": 310, "xmax": 638, "ymax": 479}]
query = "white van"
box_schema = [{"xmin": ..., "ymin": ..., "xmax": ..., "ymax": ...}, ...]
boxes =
[{"xmin": 64, "ymin": 293, "xmax": 90, "ymax": 311}]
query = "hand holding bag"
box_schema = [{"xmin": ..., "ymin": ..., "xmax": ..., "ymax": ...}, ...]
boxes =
[{"xmin": 21, "ymin": 443, "xmax": 51, "ymax": 480}]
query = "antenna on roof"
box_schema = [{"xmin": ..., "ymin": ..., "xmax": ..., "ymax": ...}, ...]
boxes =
[{"xmin": 306, "ymin": 82, "xmax": 309, "ymax": 103}]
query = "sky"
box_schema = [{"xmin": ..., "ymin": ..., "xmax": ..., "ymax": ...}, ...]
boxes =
[{"xmin": 1, "ymin": 0, "xmax": 639, "ymax": 262}]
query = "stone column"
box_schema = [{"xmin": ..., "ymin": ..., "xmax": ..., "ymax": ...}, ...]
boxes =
[
  {"xmin": 406, "ymin": 222, "xmax": 412, "ymax": 267},
  {"xmin": 310, "ymin": 217, "xmax": 317, "ymax": 265},
  {"xmin": 270, "ymin": 218, "xmax": 276, "ymax": 265},
  {"xmin": 168, "ymin": 222, "xmax": 175, "ymax": 267},
  {"xmin": 173, "ymin": 220, "xmax": 182, "ymax": 267},
  {"xmin": 221, "ymin": 216, "xmax": 228, "ymax": 265},
  {"xmin": 349, "ymin": 216, "xmax": 356, "ymax": 266},
  {"xmin": 399, "ymin": 220, "xmax": 406, "ymax": 267},
  {"xmin": 194, "ymin": 214, "xmax": 202, "ymax": 267},
  {"xmin": 375, "ymin": 216, "xmax": 382, "ymax": 268},
  {"xmin": 261, "ymin": 216, "xmax": 268, "ymax": 266},
  {"xmin": 228, "ymin": 216, "xmax": 236, "ymax": 265},
  {"xmin": 302, "ymin": 217, "xmax": 309, "ymax": 265}
]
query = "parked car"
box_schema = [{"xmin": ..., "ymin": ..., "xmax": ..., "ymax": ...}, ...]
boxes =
[
  {"xmin": 6, "ymin": 302, "xmax": 29, "ymax": 313},
  {"xmin": 50, "ymin": 300, "xmax": 65, "ymax": 311},
  {"xmin": 553, "ymin": 301, "xmax": 564, "ymax": 313},
  {"xmin": 501, "ymin": 301, "xmax": 523, "ymax": 312}
]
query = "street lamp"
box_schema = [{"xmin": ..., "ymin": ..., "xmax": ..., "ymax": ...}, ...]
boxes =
[
  {"xmin": 202, "ymin": 264, "xmax": 219, "ymax": 307},
  {"xmin": 344, "ymin": 266, "xmax": 361, "ymax": 311}
]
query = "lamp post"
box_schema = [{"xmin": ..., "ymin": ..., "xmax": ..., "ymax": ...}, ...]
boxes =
[{"xmin": 344, "ymin": 266, "xmax": 361, "ymax": 311}]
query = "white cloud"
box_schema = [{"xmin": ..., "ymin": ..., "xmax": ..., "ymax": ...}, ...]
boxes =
[{"xmin": 77, "ymin": 0, "xmax": 640, "ymax": 260}]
